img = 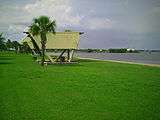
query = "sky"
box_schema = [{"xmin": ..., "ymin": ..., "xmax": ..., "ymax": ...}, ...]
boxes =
[{"xmin": 0, "ymin": 0, "xmax": 160, "ymax": 49}]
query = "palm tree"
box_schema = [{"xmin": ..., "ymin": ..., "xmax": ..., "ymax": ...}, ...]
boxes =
[
  {"xmin": 29, "ymin": 16, "xmax": 56, "ymax": 66},
  {"xmin": 24, "ymin": 31, "xmax": 42, "ymax": 55}
]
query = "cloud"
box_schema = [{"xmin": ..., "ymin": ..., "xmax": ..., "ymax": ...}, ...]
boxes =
[
  {"xmin": 85, "ymin": 18, "xmax": 114, "ymax": 30},
  {"xmin": 124, "ymin": 0, "xmax": 129, "ymax": 6},
  {"xmin": 23, "ymin": 0, "xmax": 116, "ymax": 30},
  {"xmin": 124, "ymin": 6, "xmax": 160, "ymax": 34},
  {"xmin": 8, "ymin": 25, "xmax": 26, "ymax": 33},
  {"xmin": 23, "ymin": 0, "xmax": 84, "ymax": 27}
]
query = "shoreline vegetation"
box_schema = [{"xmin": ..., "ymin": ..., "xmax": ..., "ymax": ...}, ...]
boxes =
[
  {"xmin": 1, "ymin": 48, "xmax": 160, "ymax": 55},
  {"xmin": 0, "ymin": 52, "xmax": 160, "ymax": 120},
  {"xmin": 46, "ymin": 48, "xmax": 160, "ymax": 53}
]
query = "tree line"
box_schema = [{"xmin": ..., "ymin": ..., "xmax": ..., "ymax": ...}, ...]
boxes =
[{"xmin": 0, "ymin": 33, "xmax": 31, "ymax": 53}]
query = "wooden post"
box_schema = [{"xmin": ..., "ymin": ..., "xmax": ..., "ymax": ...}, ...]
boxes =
[
  {"xmin": 45, "ymin": 53, "xmax": 54, "ymax": 63},
  {"xmin": 54, "ymin": 49, "xmax": 66, "ymax": 62},
  {"xmin": 32, "ymin": 49, "xmax": 36, "ymax": 55},
  {"xmin": 67, "ymin": 49, "xmax": 70, "ymax": 62}
]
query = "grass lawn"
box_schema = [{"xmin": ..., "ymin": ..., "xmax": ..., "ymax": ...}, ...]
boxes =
[{"xmin": 0, "ymin": 52, "xmax": 160, "ymax": 120}]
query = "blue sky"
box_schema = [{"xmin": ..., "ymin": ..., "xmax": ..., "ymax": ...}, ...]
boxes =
[{"xmin": 0, "ymin": 0, "xmax": 160, "ymax": 49}]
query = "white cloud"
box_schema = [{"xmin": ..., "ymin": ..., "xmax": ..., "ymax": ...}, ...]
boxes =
[
  {"xmin": 8, "ymin": 24, "xmax": 25, "ymax": 33},
  {"xmin": 86, "ymin": 18, "xmax": 114, "ymax": 30},
  {"xmin": 0, "ymin": 0, "xmax": 114, "ymax": 32},
  {"xmin": 23, "ymin": 0, "xmax": 84, "ymax": 27},
  {"xmin": 23, "ymin": 0, "xmax": 116, "ymax": 31}
]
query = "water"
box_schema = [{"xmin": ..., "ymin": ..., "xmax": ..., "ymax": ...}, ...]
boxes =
[{"xmin": 75, "ymin": 52, "xmax": 160, "ymax": 65}]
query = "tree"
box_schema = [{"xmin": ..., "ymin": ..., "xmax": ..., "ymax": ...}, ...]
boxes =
[
  {"xmin": 0, "ymin": 33, "xmax": 6, "ymax": 51},
  {"xmin": 12, "ymin": 41, "xmax": 20, "ymax": 52},
  {"xmin": 20, "ymin": 42, "xmax": 31, "ymax": 54},
  {"xmin": 29, "ymin": 16, "xmax": 56, "ymax": 66},
  {"xmin": 6, "ymin": 39, "xmax": 13, "ymax": 50}
]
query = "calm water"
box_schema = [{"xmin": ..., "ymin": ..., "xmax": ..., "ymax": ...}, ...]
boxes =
[{"xmin": 75, "ymin": 52, "xmax": 160, "ymax": 65}]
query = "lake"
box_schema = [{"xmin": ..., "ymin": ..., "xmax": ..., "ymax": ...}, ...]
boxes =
[{"xmin": 75, "ymin": 52, "xmax": 160, "ymax": 65}]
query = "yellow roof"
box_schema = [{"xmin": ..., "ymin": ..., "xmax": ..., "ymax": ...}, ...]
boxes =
[{"xmin": 21, "ymin": 32, "xmax": 80, "ymax": 49}]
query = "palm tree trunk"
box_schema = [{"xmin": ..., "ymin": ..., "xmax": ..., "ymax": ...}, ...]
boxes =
[
  {"xmin": 28, "ymin": 34, "xmax": 42, "ymax": 55},
  {"xmin": 24, "ymin": 32, "xmax": 42, "ymax": 55},
  {"xmin": 40, "ymin": 32, "xmax": 47, "ymax": 66}
]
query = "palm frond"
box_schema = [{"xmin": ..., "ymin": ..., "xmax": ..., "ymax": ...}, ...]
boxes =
[
  {"xmin": 33, "ymin": 18, "xmax": 39, "ymax": 24},
  {"xmin": 38, "ymin": 16, "xmax": 50, "ymax": 29},
  {"xmin": 29, "ymin": 23, "xmax": 40, "ymax": 36},
  {"xmin": 47, "ymin": 20, "xmax": 56, "ymax": 33}
]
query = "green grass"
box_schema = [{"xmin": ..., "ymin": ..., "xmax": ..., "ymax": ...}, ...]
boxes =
[{"xmin": 0, "ymin": 52, "xmax": 160, "ymax": 120}]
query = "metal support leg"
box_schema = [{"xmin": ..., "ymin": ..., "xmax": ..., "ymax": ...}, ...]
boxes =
[{"xmin": 68, "ymin": 50, "xmax": 74, "ymax": 62}]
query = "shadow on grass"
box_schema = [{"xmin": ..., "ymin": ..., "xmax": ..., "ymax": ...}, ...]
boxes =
[
  {"xmin": 44, "ymin": 59, "xmax": 99, "ymax": 67},
  {"xmin": 0, "ymin": 57, "xmax": 13, "ymax": 65},
  {"xmin": 48, "ymin": 63, "xmax": 83, "ymax": 67},
  {"xmin": 0, "ymin": 62, "xmax": 12, "ymax": 65},
  {"xmin": 0, "ymin": 57, "xmax": 14, "ymax": 60}
]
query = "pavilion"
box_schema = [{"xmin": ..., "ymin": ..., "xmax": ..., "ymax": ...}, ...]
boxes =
[{"xmin": 21, "ymin": 31, "xmax": 83, "ymax": 63}]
